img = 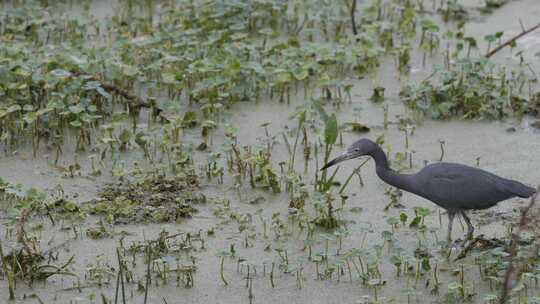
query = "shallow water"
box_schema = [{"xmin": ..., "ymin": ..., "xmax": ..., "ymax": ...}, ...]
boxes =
[
  {"xmin": 463, "ymin": 0, "xmax": 540, "ymax": 70},
  {"xmin": 1, "ymin": 1, "xmax": 540, "ymax": 303},
  {"xmin": 2, "ymin": 93, "xmax": 539, "ymax": 304}
]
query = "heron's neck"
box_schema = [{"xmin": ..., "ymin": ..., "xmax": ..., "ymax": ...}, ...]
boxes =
[{"xmin": 370, "ymin": 146, "xmax": 414, "ymax": 191}]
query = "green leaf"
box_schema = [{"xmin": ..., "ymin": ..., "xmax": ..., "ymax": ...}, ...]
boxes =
[
  {"xmin": 182, "ymin": 111, "xmax": 198, "ymax": 128},
  {"xmin": 399, "ymin": 212, "xmax": 408, "ymax": 224},
  {"xmin": 319, "ymin": 233, "xmax": 335, "ymax": 240},
  {"xmin": 36, "ymin": 107, "xmax": 53, "ymax": 116},
  {"xmin": 64, "ymin": 201, "xmax": 78, "ymax": 212},
  {"xmin": 415, "ymin": 207, "xmax": 432, "ymax": 217},
  {"xmin": 291, "ymin": 109, "xmax": 306, "ymax": 126},
  {"xmin": 83, "ymin": 81, "xmax": 101, "ymax": 90},
  {"xmin": 421, "ymin": 257, "xmax": 431, "ymax": 271},
  {"xmin": 162, "ymin": 72, "xmax": 178, "ymax": 84},
  {"xmin": 484, "ymin": 34, "xmax": 496, "ymax": 43},
  {"xmin": 96, "ymin": 87, "xmax": 111, "ymax": 99},
  {"xmin": 122, "ymin": 65, "xmax": 139, "ymax": 77},
  {"xmin": 381, "ymin": 230, "xmax": 393, "ymax": 241},
  {"xmin": 119, "ymin": 129, "xmax": 131, "ymax": 143},
  {"xmin": 70, "ymin": 120, "xmax": 82, "ymax": 128},
  {"xmin": 276, "ymin": 72, "xmax": 292, "ymax": 83},
  {"xmin": 390, "ymin": 255, "xmax": 402, "ymax": 266},
  {"xmin": 447, "ymin": 282, "xmax": 462, "ymax": 291},
  {"xmin": 23, "ymin": 112, "xmax": 37, "ymax": 124},
  {"xmin": 293, "ymin": 68, "xmax": 309, "ymax": 81},
  {"xmin": 324, "ymin": 113, "xmax": 338, "ymax": 145},
  {"xmin": 7, "ymin": 105, "xmax": 21, "ymax": 114},
  {"xmin": 386, "ymin": 217, "xmax": 399, "ymax": 226},
  {"xmin": 248, "ymin": 62, "xmax": 265, "ymax": 75},
  {"xmin": 69, "ymin": 105, "xmax": 85, "ymax": 114},
  {"xmin": 23, "ymin": 104, "xmax": 34, "ymax": 112},
  {"xmin": 49, "ymin": 69, "xmax": 72, "ymax": 78},
  {"xmin": 409, "ymin": 216, "xmax": 421, "ymax": 228}
]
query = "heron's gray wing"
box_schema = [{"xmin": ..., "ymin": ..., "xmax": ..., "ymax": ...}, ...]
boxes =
[{"xmin": 415, "ymin": 165, "xmax": 513, "ymax": 210}]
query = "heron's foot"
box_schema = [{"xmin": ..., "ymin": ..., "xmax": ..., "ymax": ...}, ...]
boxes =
[
  {"xmin": 453, "ymin": 237, "xmax": 469, "ymax": 249},
  {"xmin": 454, "ymin": 235, "xmax": 503, "ymax": 261},
  {"xmin": 444, "ymin": 238, "xmax": 462, "ymax": 251},
  {"xmin": 465, "ymin": 225, "xmax": 474, "ymax": 241}
]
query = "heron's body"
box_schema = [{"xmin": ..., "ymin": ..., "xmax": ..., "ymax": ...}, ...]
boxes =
[
  {"xmin": 389, "ymin": 162, "xmax": 535, "ymax": 210},
  {"xmin": 322, "ymin": 138, "xmax": 536, "ymax": 244}
]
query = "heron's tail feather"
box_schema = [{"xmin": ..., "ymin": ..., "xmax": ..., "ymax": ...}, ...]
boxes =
[{"xmin": 505, "ymin": 180, "xmax": 536, "ymax": 198}]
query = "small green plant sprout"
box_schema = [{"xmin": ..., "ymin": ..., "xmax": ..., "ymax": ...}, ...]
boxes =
[
  {"xmin": 447, "ymin": 281, "xmax": 464, "ymax": 303},
  {"xmin": 384, "ymin": 187, "xmax": 403, "ymax": 210},
  {"xmin": 481, "ymin": 0, "xmax": 511, "ymax": 14},
  {"xmin": 370, "ymin": 86, "xmax": 385, "ymax": 103},
  {"xmin": 367, "ymin": 278, "xmax": 385, "ymax": 302},
  {"xmin": 409, "ymin": 208, "xmax": 431, "ymax": 232},
  {"xmin": 386, "ymin": 217, "xmax": 400, "ymax": 232},
  {"xmin": 315, "ymin": 104, "xmax": 339, "ymax": 191},
  {"xmin": 216, "ymin": 250, "xmax": 232, "ymax": 286},
  {"xmin": 414, "ymin": 207, "xmax": 432, "ymax": 227},
  {"xmin": 399, "ymin": 212, "xmax": 408, "ymax": 225},
  {"xmin": 312, "ymin": 192, "xmax": 340, "ymax": 229},
  {"xmin": 396, "ymin": 44, "xmax": 412, "ymax": 75},
  {"xmin": 274, "ymin": 246, "xmax": 290, "ymax": 271},
  {"xmin": 288, "ymin": 109, "xmax": 307, "ymax": 172},
  {"xmin": 484, "ymin": 32, "xmax": 504, "ymax": 54},
  {"xmin": 381, "ymin": 230, "xmax": 395, "ymax": 249},
  {"xmin": 201, "ymin": 120, "xmax": 218, "ymax": 146},
  {"xmin": 345, "ymin": 121, "xmax": 370, "ymax": 133},
  {"xmin": 333, "ymin": 227, "xmax": 350, "ymax": 254},
  {"xmin": 389, "ymin": 253, "xmax": 403, "ymax": 277}
]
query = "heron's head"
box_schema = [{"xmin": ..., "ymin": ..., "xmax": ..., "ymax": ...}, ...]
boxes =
[{"xmin": 321, "ymin": 138, "xmax": 377, "ymax": 170}]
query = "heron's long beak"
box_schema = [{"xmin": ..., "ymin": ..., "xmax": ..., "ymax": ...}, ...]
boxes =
[{"xmin": 321, "ymin": 151, "xmax": 355, "ymax": 170}]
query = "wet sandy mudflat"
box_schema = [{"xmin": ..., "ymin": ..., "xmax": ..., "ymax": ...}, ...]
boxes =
[{"xmin": 1, "ymin": 0, "xmax": 540, "ymax": 303}]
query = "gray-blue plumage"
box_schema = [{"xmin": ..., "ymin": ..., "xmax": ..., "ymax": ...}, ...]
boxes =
[
  {"xmin": 322, "ymin": 138, "xmax": 536, "ymax": 243},
  {"xmin": 410, "ymin": 163, "xmax": 535, "ymax": 210}
]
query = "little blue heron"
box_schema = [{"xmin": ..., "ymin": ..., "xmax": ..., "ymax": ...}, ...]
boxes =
[{"xmin": 322, "ymin": 138, "xmax": 536, "ymax": 244}]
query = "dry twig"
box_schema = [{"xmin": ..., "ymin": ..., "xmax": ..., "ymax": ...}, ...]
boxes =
[
  {"xmin": 70, "ymin": 71, "xmax": 151, "ymax": 109},
  {"xmin": 350, "ymin": 0, "xmax": 358, "ymax": 36},
  {"xmin": 499, "ymin": 186, "xmax": 540, "ymax": 303}
]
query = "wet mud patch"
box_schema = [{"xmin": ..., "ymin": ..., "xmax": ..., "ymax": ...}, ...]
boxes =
[
  {"xmin": 473, "ymin": 199, "xmax": 529, "ymax": 226},
  {"xmin": 86, "ymin": 168, "xmax": 206, "ymax": 224}
]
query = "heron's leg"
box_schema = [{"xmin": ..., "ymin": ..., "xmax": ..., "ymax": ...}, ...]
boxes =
[
  {"xmin": 447, "ymin": 210, "xmax": 456, "ymax": 244},
  {"xmin": 460, "ymin": 211, "xmax": 474, "ymax": 240}
]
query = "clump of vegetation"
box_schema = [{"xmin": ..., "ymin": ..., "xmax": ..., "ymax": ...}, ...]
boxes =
[
  {"xmin": 0, "ymin": 180, "xmax": 78, "ymax": 298},
  {"xmin": 437, "ymin": 0, "xmax": 468, "ymax": 22},
  {"xmin": 480, "ymin": 0, "xmax": 512, "ymax": 14},
  {"xmin": 0, "ymin": 0, "xmax": 387, "ymax": 157},
  {"xmin": 88, "ymin": 168, "xmax": 204, "ymax": 224},
  {"xmin": 3, "ymin": 0, "xmax": 540, "ymax": 303},
  {"xmin": 400, "ymin": 57, "xmax": 537, "ymax": 119}
]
